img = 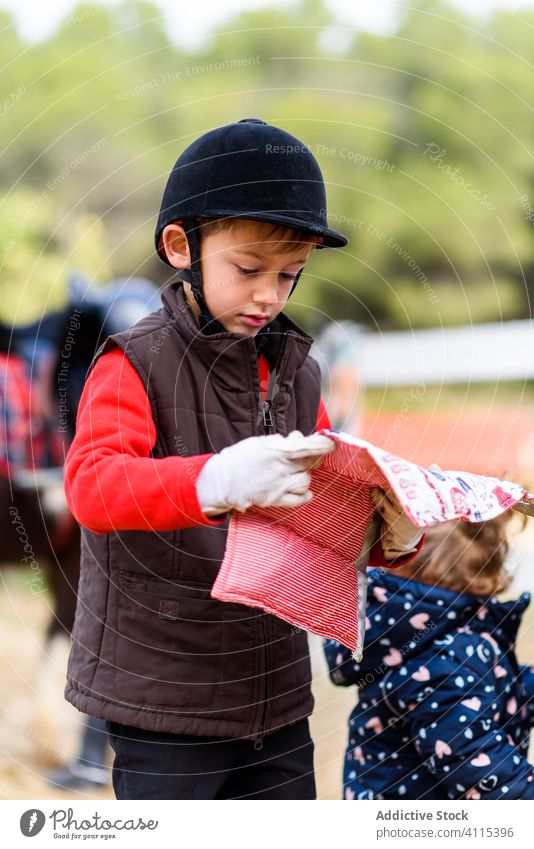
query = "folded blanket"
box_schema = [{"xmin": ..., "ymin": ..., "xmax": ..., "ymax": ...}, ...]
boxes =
[{"xmin": 211, "ymin": 430, "xmax": 533, "ymax": 657}]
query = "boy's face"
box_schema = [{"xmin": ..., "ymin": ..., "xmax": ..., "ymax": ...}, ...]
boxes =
[{"xmin": 162, "ymin": 219, "xmax": 315, "ymax": 336}]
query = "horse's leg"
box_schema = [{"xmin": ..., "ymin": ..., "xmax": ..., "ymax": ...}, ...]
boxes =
[
  {"xmin": 44, "ymin": 517, "xmax": 80, "ymax": 641},
  {"xmin": 46, "ymin": 716, "xmax": 110, "ymax": 791},
  {"xmin": 43, "ymin": 511, "xmax": 111, "ymax": 788}
]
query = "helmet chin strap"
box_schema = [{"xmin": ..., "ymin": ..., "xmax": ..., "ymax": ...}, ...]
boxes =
[
  {"xmin": 180, "ymin": 219, "xmax": 227, "ymax": 335},
  {"xmin": 179, "ymin": 218, "xmax": 304, "ymax": 354}
]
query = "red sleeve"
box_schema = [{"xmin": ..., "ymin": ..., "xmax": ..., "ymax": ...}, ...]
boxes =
[
  {"xmin": 64, "ymin": 347, "xmax": 226, "ymax": 534},
  {"xmin": 316, "ymin": 398, "xmax": 331, "ymax": 431}
]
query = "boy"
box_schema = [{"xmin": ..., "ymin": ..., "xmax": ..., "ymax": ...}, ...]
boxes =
[{"xmin": 64, "ymin": 118, "xmax": 422, "ymax": 800}]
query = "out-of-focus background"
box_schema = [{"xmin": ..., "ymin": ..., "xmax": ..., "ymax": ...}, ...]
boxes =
[{"xmin": 2, "ymin": 0, "xmax": 534, "ymax": 800}]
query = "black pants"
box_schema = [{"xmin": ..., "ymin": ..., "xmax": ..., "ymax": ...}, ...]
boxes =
[{"xmin": 106, "ymin": 718, "xmax": 316, "ymax": 800}]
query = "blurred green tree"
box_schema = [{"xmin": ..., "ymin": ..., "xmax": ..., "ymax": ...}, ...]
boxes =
[{"xmin": 1, "ymin": 0, "xmax": 534, "ymax": 328}]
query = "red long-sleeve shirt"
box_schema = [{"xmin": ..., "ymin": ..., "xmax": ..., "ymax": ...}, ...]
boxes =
[
  {"xmin": 64, "ymin": 346, "xmax": 421, "ymax": 567},
  {"xmin": 64, "ymin": 348, "xmax": 331, "ymax": 535}
]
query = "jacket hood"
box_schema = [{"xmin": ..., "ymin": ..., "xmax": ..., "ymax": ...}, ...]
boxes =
[{"xmin": 359, "ymin": 567, "xmax": 531, "ymax": 678}]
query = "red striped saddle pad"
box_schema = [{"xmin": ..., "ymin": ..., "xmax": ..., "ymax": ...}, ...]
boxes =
[{"xmin": 211, "ymin": 430, "xmax": 533, "ymax": 655}]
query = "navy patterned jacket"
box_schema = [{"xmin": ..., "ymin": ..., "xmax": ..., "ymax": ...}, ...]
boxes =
[{"xmin": 324, "ymin": 567, "xmax": 534, "ymax": 800}]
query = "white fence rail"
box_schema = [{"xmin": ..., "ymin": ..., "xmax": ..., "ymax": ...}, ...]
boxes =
[{"xmin": 357, "ymin": 320, "xmax": 534, "ymax": 387}]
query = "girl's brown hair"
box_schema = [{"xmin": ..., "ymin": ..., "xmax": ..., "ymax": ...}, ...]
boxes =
[{"xmin": 399, "ymin": 514, "xmax": 516, "ymax": 597}]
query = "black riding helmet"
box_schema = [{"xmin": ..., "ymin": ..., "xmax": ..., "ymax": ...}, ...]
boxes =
[{"xmin": 154, "ymin": 118, "xmax": 349, "ymax": 338}]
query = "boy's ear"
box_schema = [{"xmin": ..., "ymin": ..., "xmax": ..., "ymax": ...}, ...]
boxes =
[{"xmin": 160, "ymin": 223, "xmax": 191, "ymax": 269}]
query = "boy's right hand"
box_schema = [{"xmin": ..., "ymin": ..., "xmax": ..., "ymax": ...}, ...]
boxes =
[{"xmin": 196, "ymin": 431, "xmax": 334, "ymax": 515}]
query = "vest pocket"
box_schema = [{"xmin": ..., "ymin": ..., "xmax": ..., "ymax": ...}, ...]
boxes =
[
  {"xmin": 271, "ymin": 620, "xmax": 312, "ymax": 709},
  {"xmin": 216, "ymin": 604, "xmax": 257, "ymax": 713},
  {"xmin": 113, "ymin": 572, "xmax": 224, "ymax": 710}
]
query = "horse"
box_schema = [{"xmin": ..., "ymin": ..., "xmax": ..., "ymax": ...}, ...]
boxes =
[{"xmin": 0, "ymin": 274, "xmax": 160, "ymax": 785}]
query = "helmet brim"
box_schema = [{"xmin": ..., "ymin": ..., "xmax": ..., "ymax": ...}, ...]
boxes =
[
  {"xmin": 199, "ymin": 209, "xmax": 349, "ymax": 249},
  {"xmin": 156, "ymin": 209, "xmax": 348, "ymax": 264}
]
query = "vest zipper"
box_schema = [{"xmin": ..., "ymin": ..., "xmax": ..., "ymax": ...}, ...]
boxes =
[
  {"xmin": 262, "ymin": 399, "xmax": 273, "ymax": 431},
  {"xmin": 254, "ymin": 615, "xmax": 273, "ymax": 750},
  {"xmin": 254, "ymin": 332, "xmax": 287, "ymax": 748},
  {"xmin": 259, "ymin": 333, "xmax": 287, "ymax": 436}
]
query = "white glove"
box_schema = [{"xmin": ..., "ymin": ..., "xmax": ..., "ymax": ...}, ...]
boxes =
[
  {"xmin": 196, "ymin": 430, "xmax": 334, "ymax": 515},
  {"xmin": 370, "ymin": 487, "xmax": 424, "ymax": 561}
]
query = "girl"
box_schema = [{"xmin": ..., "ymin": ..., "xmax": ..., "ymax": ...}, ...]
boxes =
[{"xmin": 324, "ymin": 515, "xmax": 534, "ymax": 799}]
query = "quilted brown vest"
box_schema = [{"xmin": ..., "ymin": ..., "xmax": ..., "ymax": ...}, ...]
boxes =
[{"xmin": 65, "ymin": 280, "xmax": 321, "ymax": 740}]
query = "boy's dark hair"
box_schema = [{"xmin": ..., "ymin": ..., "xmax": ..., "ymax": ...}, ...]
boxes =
[{"xmin": 197, "ymin": 216, "xmax": 320, "ymax": 249}]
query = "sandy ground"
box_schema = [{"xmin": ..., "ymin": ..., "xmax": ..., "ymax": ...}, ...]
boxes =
[{"xmin": 1, "ymin": 519, "xmax": 534, "ymax": 801}]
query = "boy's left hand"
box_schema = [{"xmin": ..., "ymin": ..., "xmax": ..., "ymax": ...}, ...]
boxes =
[{"xmin": 370, "ymin": 487, "xmax": 424, "ymax": 561}]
